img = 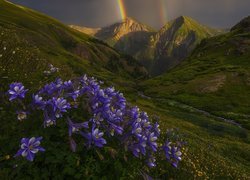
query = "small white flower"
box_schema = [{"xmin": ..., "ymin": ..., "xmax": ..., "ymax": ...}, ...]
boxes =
[
  {"xmin": 3, "ymin": 47, "xmax": 6, "ymax": 50},
  {"xmin": 46, "ymin": 119, "xmax": 55, "ymax": 127},
  {"xmin": 17, "ymin": 111, "xmax": 27, "ymax": 121}
]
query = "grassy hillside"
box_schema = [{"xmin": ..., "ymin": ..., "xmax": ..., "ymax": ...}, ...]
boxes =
[
  {"xmin": 153, "ymin": 16, "xmax": 220, "ymax": 57},
  {"xmin": 137, "ymin": 16, "xmax": 250, "ymax": 179},
  {"xmin": 141, "ymin": 16, "xmax": 250, "ymax": 129},
  {"xmin": 69, "ymin": 25, "xmax": 100, "ymax": 36},
  {"xmin": 134, "ymin": 93, "xmax": 250, "ymax": 179},
  {"xmin": 145, "ymin": 16, "xmax": 219, "ymax": 58},
  {"xmin": 139, "ymin": 16, "xmax": 222, "ymax": 75},
  {"xmin": 0, "ymin": 0, "xmax": 147, "ymax": 91}
]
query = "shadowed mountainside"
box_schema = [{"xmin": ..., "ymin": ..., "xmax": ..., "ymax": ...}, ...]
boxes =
[
  {"xmin": 141, "ymin": 16, "xmax": 250, "ymax": 129},
  {"xmin": 71, "ymin": 16, "xmax": 222, "ymax": 75},
  {"xmin": 0, "ymin": 0, "xmax": 148, "ymax": 91}
]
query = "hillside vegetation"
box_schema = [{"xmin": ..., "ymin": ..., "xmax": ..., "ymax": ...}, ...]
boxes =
[
  {"xmin": 0, "ymin": 0, "xmax": 147, "ymax": 91},
  {"xmin": 71, "ymin": 16, "xmax": 221, "ymax": 75},
  {"xmin": 141, "ymin": 16, "xmax": 250, "ymax": 130}
]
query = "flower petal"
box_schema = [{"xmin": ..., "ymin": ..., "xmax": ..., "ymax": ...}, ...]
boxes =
[
  {"xmin": 33, "ymin": 141, "xmax": 41, "ymax": 147},
  {"xmin": 28, "ymin": 137, "xmax": 36, "ymax": 145},
  {"xmin": 26, "ymin": 151, "xmax": 34, "ymax": 161},
  {"xmin": 21, "ymin": 150, "xmax": 28, "ymax": 157},
  {"xmin": 38, "ymin": 147, "xmax": 46, "ymax": 152},
  {"xmin": 14, "ymin": 149, "xmax": 23, "ymax": 157},
  {"xmin": 21, "ymin": 143, "xmax": 27, "ymax": 149},
  {"xmin": 30, "ymin": 148, "xmax": 39, "ymax": 154}
]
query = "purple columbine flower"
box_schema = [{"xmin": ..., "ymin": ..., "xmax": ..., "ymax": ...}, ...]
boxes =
[
  {"xmin": 63, "ymin": 80, "xmax": 73, "ymax": 89},
  {"xmin": 67, "ymin": 89, "xmax": 80, "ymax": 101},
  {"xmin": 146, "ymin": 156, "xmax": 156, "ymax": 167},
  {"xmin": 132, "ymin": 125, "xmax": 142, "ymax": 137},
  {"xmin": 8, "ymin": 82, "xmax": 28, "ymax": 101},
  {"xmin": 162, "ymin": 141, "xmax": 182, "ymax": 168},
  {"xmin": 15, "ymin": 137, "xmax": 45, "ymax": 161},
  {"xmin": 130, "ymin": 107, "xmax": 140, "ymax": 120},
  {"xmin": 52, "ymin": 97, "xmax": 71, "ymax": 118},
  {"xmin": 39, "ymin": 78, "xmax": 62, "ymax": 96},
  {"xmin": 153, "ymin": 122, "xmax": 161, "ymax": 136},
  {"xmin": 82, "ymin": 126, "xmax": 107, "ymax": 148},
  {"xmin": 108, "ymin": 122, "xmax": 123, "ymax": 136},
  {"xmin": 43, "ymin": 106, "xmax": 57, "ymax": 127},
  {"xmin": 32, "ymin": 94, "xmax": 45, "ymax": 109},
  {"xmin": 68, "ymin": 118, "xmax": 89, "ymax": 136},
  {"xmin": 147, "ymin": 132, "xmax": 158, "ymax": 152},
  {"xmin": 131, "ymin": 136, "xmax": 147, "ymax": 157},
  {"xmin": 163, "ymin": 141, "xmax": 172, "ymax": 161}
]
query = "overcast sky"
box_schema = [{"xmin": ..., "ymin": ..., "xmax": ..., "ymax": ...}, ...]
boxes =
[{"xmin": 9, "ymin": 0, "xmax": 250, "ymax": 29}]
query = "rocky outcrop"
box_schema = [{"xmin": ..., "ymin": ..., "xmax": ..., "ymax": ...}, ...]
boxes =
[{"xmin": 231, "ymin": 16, "xmax": 250, "ymax": 32}]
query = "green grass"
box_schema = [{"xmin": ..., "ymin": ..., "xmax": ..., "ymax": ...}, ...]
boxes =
[
  {"xmin": 134, "ymin": 97, "xmax": 250, "ymax": 179},
  {"xmin": 141, "ymin": 27, "xmax": 250, "ymax": 130},
  {"xmin": 136, "ymin": 18, "xmax": 250, "ymax": 178},
  {"xmin": 0, "ymin": 0, "xmax": 147, "ymax": 86}
]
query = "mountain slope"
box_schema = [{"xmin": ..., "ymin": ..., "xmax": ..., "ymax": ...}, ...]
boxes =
[
  {"xmin": 141, "ymin": 16, "xmax": 250, "ymax": 129},
  {"xmin": 72, "ymin": 17, "xmax": 155, "ymax": 58},
  {"xmin": 95, "ymin": 17, "xmax": 155, "ymax": 46},
  {"xmin": 152, "ymin": 16, "xmax": 219, "ymax": 59},
  {"xmin": 140, "ymin": 16, "xmax": 221, "ymax": 75},
  {"xmin": 71, "ymin": 16, "xmax": 221, "ymax": 76},
  {"xmin": 0, "ymin": 0, "xmax": 147, "ymax": 91},
  {"xmin": 69, "ymin": 25, "xmax": 100, "ymax": 36}
]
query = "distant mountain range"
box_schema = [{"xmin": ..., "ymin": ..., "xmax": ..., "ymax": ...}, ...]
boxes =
[
  {"xmin": 70, "ymin": 16, "xmax": 223, "ymax": 75},
  {"xmin": 141, "ymin": 15, "xmax": 250, "ymax": 129}
]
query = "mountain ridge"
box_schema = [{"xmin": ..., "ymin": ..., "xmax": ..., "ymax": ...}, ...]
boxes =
[
  {"xmin": 231, "ymin": 15, "xmax": 250, "ymax": 32},
  {"xmin": 95, "ymin": 17, "xmax": 154, "ymax": 47},
  {"xmin": 142, "ymin": 15, "xmax": 222, "ymax": 75},
  {"xmin": 70, "ymin": 16, "xmax": 222, "ymax": 75},
  {"xmin": 141, "ymin": 15, "xmax": 250, "ymax": 129}
]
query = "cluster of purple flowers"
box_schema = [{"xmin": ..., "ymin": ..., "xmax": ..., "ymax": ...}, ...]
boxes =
[
  {"xmin": 162, "ymin": 129, "xmax": 185, "ymax": 168},
  {"xmin": 162, "ymin": 141, "xmax": 182, "ymax": 168},
  {"xmin": 8, "ymin": 74, "xmax": 183, "ymax": 167},
  {"xmin": 121, "ymin": 107, "xmax": 160, "ymax": 167}
]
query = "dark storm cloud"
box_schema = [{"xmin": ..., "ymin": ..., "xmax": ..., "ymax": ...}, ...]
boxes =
[
  {"xmin": 165, "ymin": 0, "xmax": 250, "ymax": 28},
  {"xmin": 9, "ymin": 0, "xmax": 250, "ymax": 29},
  {"xmin": 9, "ymin": 0, "xmax": 121, "ymax": 27}
]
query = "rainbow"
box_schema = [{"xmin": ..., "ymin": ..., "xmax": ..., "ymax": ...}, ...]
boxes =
[
  {"xmin": 117, "ymin": 0, "xmax": 127, "ymax": 20},
  {"xmin": 158, "ymin": 0, "xmax": 168, "ymax": 27}
]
